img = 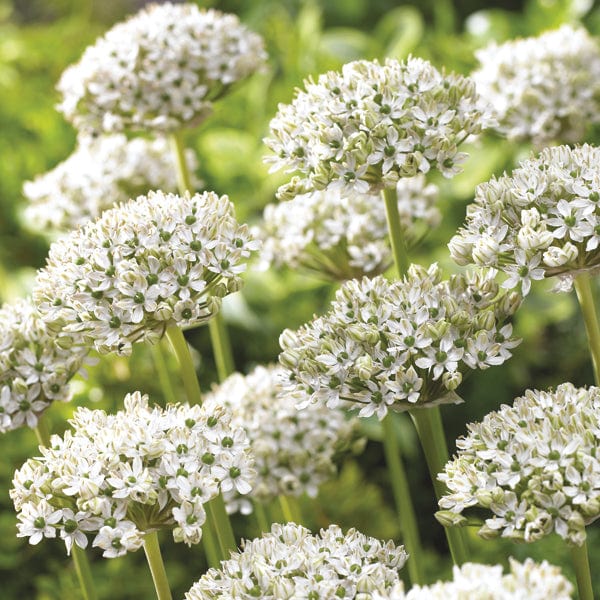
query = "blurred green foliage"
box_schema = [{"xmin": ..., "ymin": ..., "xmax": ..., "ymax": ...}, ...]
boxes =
[{"xmin": 1, "ymin": 0, "xmax": 600, "ymax": 597}]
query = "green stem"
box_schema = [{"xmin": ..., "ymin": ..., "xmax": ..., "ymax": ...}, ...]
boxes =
[
  {"xmin": 169, "ymin": 131, "xmax": 194, "ymax": 193},
  {"xmin": 151, "ymin": 342, "xmax": 177, "ymax": 405},
  {"xmin": 143, "ymin": 531, "xmax": 173, "ymax": 600},
  {"xmin": 202, "ymin": 518, "xmax": 221, "ymax": 569},
  {"xmin": 278, "ymin": 496, "xmax": 302, "ymax": 524},
  {"xmin": 382, "ymin": 415, "xmax": 425, "ymax": 585},
  {"xmin": 570, "ymin": 540, "xmax": 594, "ymax": 600},
  {"xmin": 382, "ymin": 187, "xmax": 410, "ymax": 277},
  {"xmin": 34, "ymin": 413, "xmax": 51, "ymax": 447},
  {"xmin": 410, "ymin": 406, "xmax": 469, "ymax": 564},
  {"xmin": 165, "ymin": 324, "xmax": 202, "ymax": 405},
  {"xmin": 72, "ymin": 545, "xmax": 98, "ymax": 600},
  {"xmin": 208, "ymin": 314, "xmax": 235, "ymax": 382},
  {"xmin": 253, "ymin": 502, "xmax": 270, "ymax": 533},
  {"xmin": 205, "ymin": 495, "xmax": 237, "ymax": 560},
  {"xmin": 574, "ymin": 274, "xmax": 600, "ymax": 386}
]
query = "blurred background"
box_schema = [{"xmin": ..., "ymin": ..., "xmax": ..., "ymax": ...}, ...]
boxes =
[{"xmin": 1, "ymin": 0, "xmax": 600, "ymax": 597}]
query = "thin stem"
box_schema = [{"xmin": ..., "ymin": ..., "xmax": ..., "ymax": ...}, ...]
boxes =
[
  {"xmin": 253, "ymin": 502, "xmax": 270, "ymax": 533},
  {"xmin": 165, "ymin": 324, "xmax": 202, "ymax": 405},
  {"xmin": 208, "ymin": 314, "xmax": 235, "ymax": 383},
  {"xmin": 72, "ymin": 545, "xmax": 98, "ymax": 600},
  {"xmin": 410, "ymin": 406, "xmax": 469, "ymax": 564},
  {"xmin": 202, "ymin": 518, "xmax": 221, "ymax": 569},
  {"xmin": 278, "ymin": 496, "xmax": 302, "ymax": 524},
  {"xmin": 169, "ymin": 131, "xmax": 194, "ymax": 193},
  {"xmin": 382, "ymin": 415, "xmax": 425, "ymax": 585},
  {"xmin": 205, "ymin": 495, "xmax": 237, "ymax": 560},
  {"xmin": 143, "ymin": 531, "xmax": 173, "ymax": 600},
  {"xmin": 573, "ymin": 274, "xmax": 600, "ymax": 385},
  {"xmin": 382, "ymin": 187, "xmax": 410, "ymax": 277},
  {"xmin": 34, "ymin": 413, "xmax": 51, "ymax": 447},
  {"xmin": 570, "ymin": 540, "xmax": 594, "ymax": 600},
  {"xmin": 151, "ymin": 342, "xmax": 177, "ymax": 405}
]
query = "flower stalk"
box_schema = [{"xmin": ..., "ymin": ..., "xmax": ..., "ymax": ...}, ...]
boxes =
[
  {"xmin": 573, "ymin": 273, "xmax": 600, "ymax": 386},
  {"xmin": 165, "ymin": 324, "xmax": 202, "ymax": 405},
  {"xmin": 570, "ymin": 540, "xmax": 594, "ymax": 600},
  {"xmin": 143, "ymin": 531, "xmax": 173, "ymax": 600}
]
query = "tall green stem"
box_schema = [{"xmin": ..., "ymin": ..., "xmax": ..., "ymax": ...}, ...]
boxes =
[
  {"xmin": 143, "ymin": 531, "xmax": 173, "ymax": 600},
  {"xmin": 253, "ymin": 502, "xmax": 270, "ymax": 533},
  {"xmin": 382, "ymin": 188, "xmax": 410, "ymax": 277},
  {"xmin": 382, "ymin": 415, "xmax": 425, "ymax": 584},
  {"xmin": 205, "ymin": 496, "xmax": 237, "ymax": 560},
  {"xmin": 278, "ymin": 496, "xmax": 302, "ymax": 524},
  {"xmin": 574, "ymin": 274, "xmax": 600, "ymax": 385},
  {"xmin": 410, "ymin": 407, "xmax": 468, "ymax": 564},
  {"xmin": 151, "ymin": 342, "xmax": 177, "ymax": 405},
  {"xmin": 570, "ymin": 540, "xmax": 594, "ymax": 600},
  {"xmin": 34, "ymin": 415, "xmax": 51, "ymax": 448},
  {"xmin": 202, "ymin": 518, "xmax": 221, "ymax": 569},
  {"xmin": 165, "ymin": 324, "xmax": 202, "ymax": 405}
]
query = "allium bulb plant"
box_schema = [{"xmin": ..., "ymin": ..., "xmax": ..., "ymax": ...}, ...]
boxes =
[
  {"xmin": 184, "ymin": 523, "xmax": 408, "ymax": 599},
  {"xmin": 258, "ymin": 175, "xmax": 440, "ymax": 280},
  {"xmin": 264, "ymin": 56, "xmax": 494, "ymax": 200},
  {"xmin": 437, "ymin": 383, "xmax": 600, "ymax": 546},
  {"xmin": 11, "ymin": 391, "xmax": 254, "ymax": 557},
  {"xmin": 33, "ymin": 190, "xmax": 258, "ymax": 355},
  {"xmin": 23, "ymin": 134, "xmax": 199, "ymax": 233},
  {"xmin": 0, "ymin": 298, "xmax": 87, "ymax": 434},
  {"xmin": 279, "ymin": 263, "xmax": 521, "ymax": 419},
  {"xmin": 472, "ymin": 25, "xmax": 600, "ymax": 145},
  {"xmin": 204, "ymin": 364, "xmax": 363, "ymax": 514},
  {"xmin": 57, "ymin": 3, "xmax": 267, "ymax": 133},
  {"xmin": 374, "ymin": 559, "xmax": 573, "ymax": 599}
]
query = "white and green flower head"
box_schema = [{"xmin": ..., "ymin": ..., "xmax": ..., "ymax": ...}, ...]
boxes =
[
  {"xmin": 23, "ymin": 134, "xmax": 199, "ymax": 233},
  {"xmin": 472, "ymin": 25, "xmax": 600, "ymax": 145},
  {"xmin": 205, "ymin": 364, "xmax": 364, "ymax": 514},
  {"xmin": 10, "ymin": 391, "xmax": 254, "ymax": 557},
  {"xmin": 437, "ymin": 383, "xmax": 600, "ymax": 546},
  {"xmin": 33, "ymin": 190, "xmax": 259, "ymax": 355},
  {"xmin": 265, "ymin": 56, "xmax": 494, "ymax": 200},
  {"xmin": 259, "ymin": 175, "xmax": 440, "ymax": 280},
  {"xmin": 279, "ymin": 263, "xmax": 521, "ymax": 419},
  {"xmin": 185, "ymin": 522, "xmax": 407, "ymax": 599},
  {"xmin": 0, "ymin": 298, "xmax": 87, "ymax": 433},
  {"xmin": 450, "ymin": 144, "xmax": 600, "ymax": 293},
  {"xmin": 57, "ymin": 3, "xmax": 267, "ymax": 133},
  {"xmin": 374, "ymin": 559, "xmax": 573, "ymax": 599}
]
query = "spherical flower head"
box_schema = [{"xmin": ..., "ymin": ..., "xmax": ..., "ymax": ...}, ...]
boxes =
[
  {"xmin": 33, "ymin": 190, "xmax": 259, "ymax": 355},
  {"xmin": 185, "ymin": 522, "xmax": 407, "ymax": 599},
  {"xmin": 57, "ymin": 3, "xmax": 267, "ymax": 133},
  {"xmin": 437, "ymin": 382, "xmax": 600, "ymax": 546},
  {"xmin": 23, "ymin": 134, "xmax": 200, "ymax": 233},
  {"xmin": 0, "ymin": 298, "xmax": 87, "ymax": 433},
  {"xmin": 265, "ymin": 56, "xmax": 494, "ymax": 200},
  {"xmin": 279, "ymin": 263, "xmax": 521, "ymax": 419},
  {"xmin": 374, "ymin": 558, "xmax": 573, "ymax": 599},
  {"xmin": 472, "ymin": 25, "xmax": 600, "ymax": 145},
  {"xmin": 205, "ymin": 364, "xmax": 364, "ymax": 514},
  {"xmin": 10, "ymin": 391, "xmax": 254, "ymax": 557},
  {"xmin": 450, "ymin": 144, "xmax": 600, "ymax": 293},
  {"xmin": 258, "ymin": 175, "xmax": 440, "ymax": 280}
]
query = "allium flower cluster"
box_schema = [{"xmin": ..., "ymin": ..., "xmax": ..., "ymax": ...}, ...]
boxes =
[
  {"xmin": 0, "ymin": 298, "xmax": 86, "ymax": 433},
  {"xmin": 23, "ymin": 134, "xmax": 199, "ymax": 232},
  {"xmin": 472, "ymin": 25, "xmax": 600, "ymax": 144},
  {"xmin": 265, "ymin": 57, "xmax": 493, "ymax": 200},
  {"xmin": 437, "ymin": 383, "xmax": 600, "ymax": 546},
  {"xmin": 11, "ymin": 391, "xmax": 254, "ymax": 557},
  {"xmin": 205, "ymin": 365, "xmax": 363, "ymax": 514},
  {"xmin": 279, "ymin": 263, "xmax": 520, "ymax": 419},
  {"xmin": 185, "ymin": 523, "xmax": 407, "ymax": 599},
  {"xmin": 33, "ymin": 190, "xmax": 258, "ymax": 355},
  {"xmin": 57, "ymin": 3, "xmax": 267, "ymax": 133},
  {"xmin": 259, "ymin": 175, "xmax": 440, "ymax": 280},
  {"xmin": 375, "ymin": 559, "xmax": 573, "ymax": 600},
  {"xmin": 450, "ymin": 144, "xmax": 600, "ymax": 293}
]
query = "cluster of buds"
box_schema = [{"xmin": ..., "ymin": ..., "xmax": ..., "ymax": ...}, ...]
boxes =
[
  {"xmin": 57, "ymin": 3, "xmax": 266, "ymax": 133},
  {"xmin": 33, "ymin": 190, "xmax": 258, "ymax": 355},
  {"xmin": 437, "ymin": 383, "xmax": 600, "ymax": 546},
  {"xmin": 258, "ymin": 176, "xmax": 439, "ymax": 280},
  {"xmin": 279, "ymin": 263, "xmax": 520, "ymax": 419},
  {"xmin": 11, "ymin": 392, "xmax": 254, "ymax": 557},
  {"xmin": 265, "ymin": 57, "xmax": 494, "ymax": 200},
  {"xmin": 185, "ymin": 523, "xmax": 407, "ymax": 599}
]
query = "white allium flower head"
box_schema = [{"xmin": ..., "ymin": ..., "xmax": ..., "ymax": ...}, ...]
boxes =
[
  {"xmin": 450, "ymin": 144, "xmax": 600, "ymax": 292},
  {"xmin": 10, "ymin": 391, "xmax": 254, "ymax": 557},
  {"xmin": 23, "ymin": 134, "xmax": 199, "ymax": 233},
  {"xmin": 265, "ymin": 56, "xmax": 494, "ymax": 200},
  {"xmin": 279, "ymin": 263, "xmax": 521, "ymax": 419},
  {"xmin": 472, "ymin": 25, "xmax": 600, "ymax": 144},
  {"xmin": 0, "ymin": 298, "xmax": 87, "ymax": 433},
  {"xmin": 185, "ymin": 522, "xmax": 407, "ymax": 599},
  {"xmin": 205, "ymin": 364, "xmax": 363, "ymax": 514},
  {"xmin": 33, "ymin": 190, "xmax": 259, "ymax": 355},
  {"xmin": 374, "ymin": 558, "xmax": 573, "ymax": 599},
  {"xmin": 437, "ymin": 382, "xmax": 600, "ymax": 546},
  {"xmin": 57, "ymin": 3, "xmax": 267, "ymax": 133},
  {"xmin": 258, "ymin": 175, "xmax": 440, "ymax": 280}
]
